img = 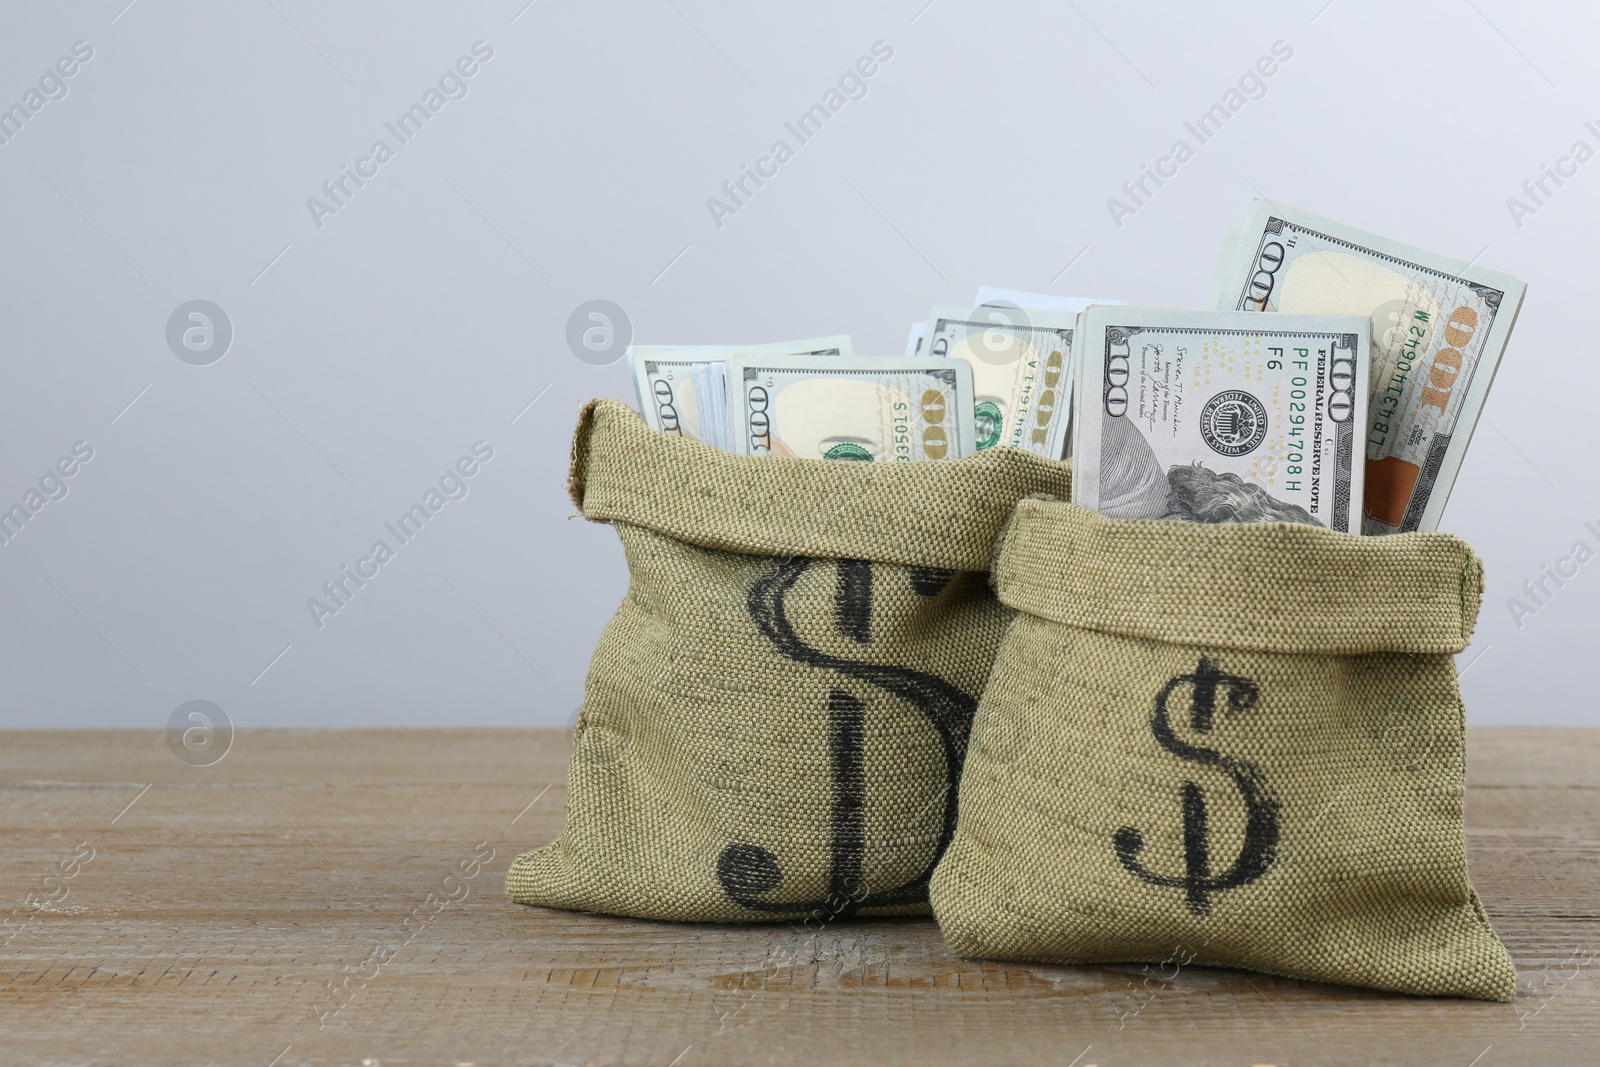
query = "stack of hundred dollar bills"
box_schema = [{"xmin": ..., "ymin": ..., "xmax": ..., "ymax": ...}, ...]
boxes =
[{"xmin": 628, "ymin": 199, "xmax": 1525, "ymax": 535}]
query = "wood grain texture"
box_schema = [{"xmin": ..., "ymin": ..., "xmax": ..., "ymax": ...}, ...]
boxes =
[{"xmin": 1, "ymin": 727, "xmax": 1594, "ymax": 1067}]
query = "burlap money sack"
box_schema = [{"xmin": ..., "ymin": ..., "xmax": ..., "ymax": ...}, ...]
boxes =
[
  {"xmin": 506, "ymin": 399, "xmax": 1072, "ymax": 922},
  {"xmin": 929, "ymin": 497, "xmax": 1517, "ymax": 1000}
]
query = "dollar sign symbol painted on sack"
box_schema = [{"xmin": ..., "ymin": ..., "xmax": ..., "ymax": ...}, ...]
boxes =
[
  {"xmin": 1114, "ymin": 657, "xmax": 1280, "ymax": 917},
  {"xmin": 715, "ymin": 557, "xmax": 976, "ymax": 915}
]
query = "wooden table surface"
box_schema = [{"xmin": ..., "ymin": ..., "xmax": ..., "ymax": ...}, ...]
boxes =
[{"xmin": 1, "ymin": 728, "xmax": 1594, "ymax": 1067}]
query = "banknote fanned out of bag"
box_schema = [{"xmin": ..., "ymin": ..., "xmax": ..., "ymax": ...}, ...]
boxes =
[
  {"xmin": 629, "ymin": 336, "xmax": 853, "ymax": 451},
  {"xmin": 1073, "ymin": 306, "xmax": 1371, "ymax": 534},
  {"xmin": 1209, "ymin": 199, "xmax": 1526, "ymax": 534},
  {"xmin": 732, "ymin": 354, "xmax": 976, "ymax": 461}
]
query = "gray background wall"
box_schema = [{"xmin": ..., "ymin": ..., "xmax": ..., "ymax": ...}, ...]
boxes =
[{"xmin": 1, "ymin": 0, "xmax": 1593, "ymax": 730}]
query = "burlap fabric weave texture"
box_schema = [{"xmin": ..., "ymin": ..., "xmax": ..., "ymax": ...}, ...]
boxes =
[
  {"xmin": 506, "ymin": 399, "xmax": 1072, "ymax": 922},
  {"xmin": 929, "ymin": 497, "xmax": 1517, "ymax": 1000}
]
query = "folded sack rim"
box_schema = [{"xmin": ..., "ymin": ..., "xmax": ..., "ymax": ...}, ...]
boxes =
[
  {"xmin": 992, "ymin": 496, "xmax": 1483, "ymax": 656},
  {"xmin": 568, "ymin": 397, "xmax": 1074, "ymax": 572}
]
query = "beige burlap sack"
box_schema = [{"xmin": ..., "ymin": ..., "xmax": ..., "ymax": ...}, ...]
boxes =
[
  {"xmin": 507, "ymin": 399, "xmax": 1071, "ymax": 922},
  {"xmin": 929, "ymin": 497, "xmax": 1517, "ymax": 1000}
]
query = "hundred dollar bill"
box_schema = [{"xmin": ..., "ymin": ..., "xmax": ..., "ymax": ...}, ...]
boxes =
[
  {"xmin": 630, "ymin": 335, "xmax": 854, "ymax": 449},
  {"xmin": 1073, "ymin": 307, "xmax": 1371, "ymax": 533},
  {"xmin": 1211, "ymin": 200, "xmax": 1526, "ymax": 533},
  {"xmin": 732, "ymin": 355, "xmax": 975, "ymax": 461},
  {"xmin": 923, "ymin": 306, "xmax": 1077, "ymax": 456},
  {"xmin": 968, "ymin": 292, "xmax": 1123, "ymax": 460},
  {"xmin": 628, "ymin": 349, "xmax": 731, "ymax": 449}
]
